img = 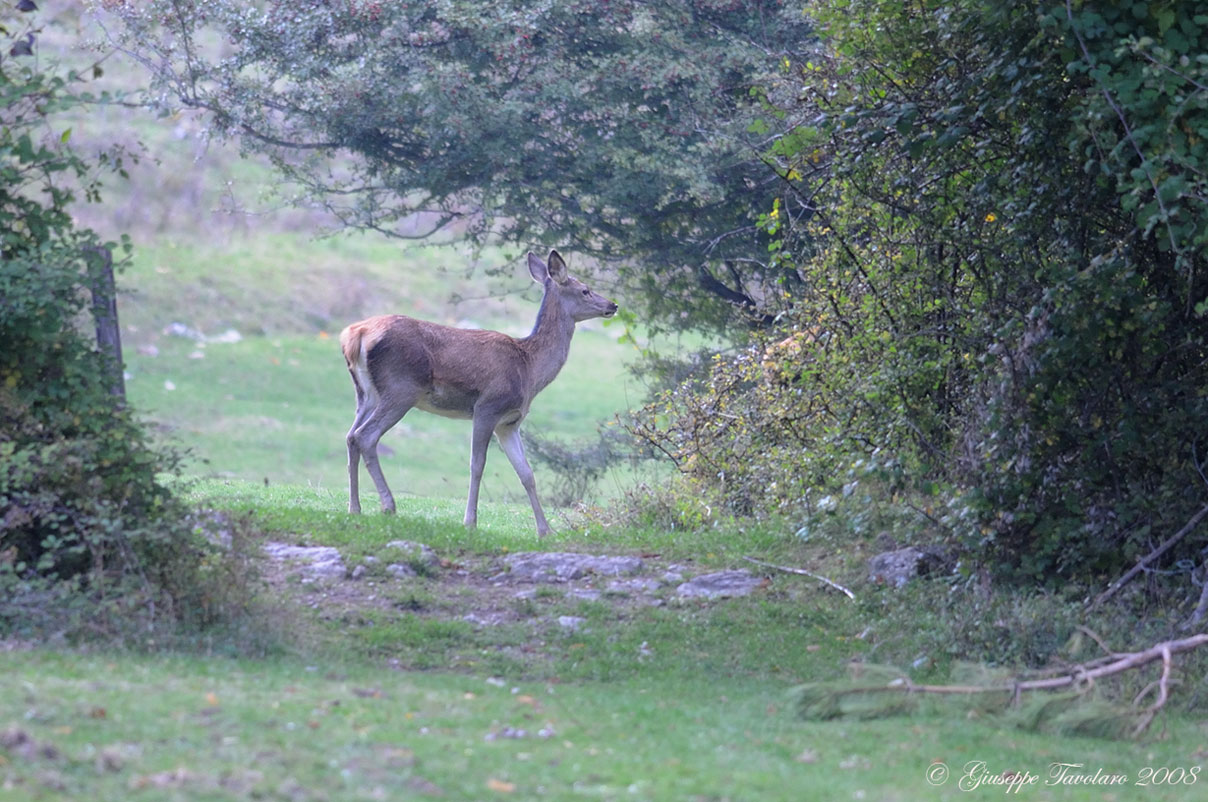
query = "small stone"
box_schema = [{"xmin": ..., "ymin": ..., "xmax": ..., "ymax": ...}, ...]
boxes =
[
  {"xmin": 386, "ymin": 563, "xmax": 417, "ymax": 578},
  {"xmin": 557, "ymin": 616, "xmax": 586, "ymax": 632},
  {"xmin": 385, "ymin": 540, "xmax": 437, "ymax": 567},
  {"xmin": 350, "ymin": 565, "xmax": 366, "ymax": 580}
]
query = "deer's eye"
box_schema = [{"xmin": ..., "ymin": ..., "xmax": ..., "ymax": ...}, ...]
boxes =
[{"xmin": 582, "ymin": 289, "xmax": 590, "ymax": 296}]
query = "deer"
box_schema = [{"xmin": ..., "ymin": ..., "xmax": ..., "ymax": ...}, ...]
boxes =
[{"xmin": 339, "ymin": 250, "xmax": 618, "ymax": 536}]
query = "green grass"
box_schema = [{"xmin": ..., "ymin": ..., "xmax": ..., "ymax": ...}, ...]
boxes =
[
  {"xmin": 178, "ymin": 478, "xmax": 786, "ymax": 559},
  {"xmin": 4, "ymin": 647, "xmax": 1203, "ymax": 802}
]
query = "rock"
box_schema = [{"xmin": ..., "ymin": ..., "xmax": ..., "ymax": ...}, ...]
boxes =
[
  {"xmin": 350, "ymin": 565, "xmax": 366, "ymax": 581},
  {"xmin": 675, "ymin": 570, "xmax": 765, "ymax": 599},
  {"xmin": 385, "ymin": 540, "xmax": 438, "ymax": 567},
  {"xmin": 502, "ymin": 552, "xmax": 644, "ymax": 583},
  {"xmin": 566, "ymin": 588, "xmax": 602, "ymax": 602},
  {"xmin": 557, "ymin": 615, "xmax": 587, "ymax": 632},
  {"xmin": 163, "ymin": 322, "xmax": 204, "ymax": 341},
  {"xmin": 660, "ymin": 571, "xmax": 685, "ymax": 585},
  {"xmin": 866, "ymin": 546, "xmax": 950, "ymax": 588},
  {"xmin": 206, "ymin": 328, "xmax": 243, "ymax": 344},
  {"xmin": 873, "ymin": 531, "xmax": 899, "ymax": 551},
  {"xmin": 188, "ymin": 510, "xmax": 235, "ymax": 548},
  {"xmin": 263, "ymin": 542, "xmax": 346, "ymax": 581},
  {"xmin": 386, "ymin": 563, "xmax": 417, "ymax": 579},
  {"xmin": 605, "ymin": 577, "xmax": 662, "ymax": 595},
  {"xmin": 463, "ymin": 612, "xmax": 507, "ymax": 627}
]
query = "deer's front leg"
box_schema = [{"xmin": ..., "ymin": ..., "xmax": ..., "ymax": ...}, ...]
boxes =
[
  {"xmin": 496, "ymin": 424, "xmax": 550, "ymax": 537},
  {"xmin": 464, "ymin": 413, "xmax": 497, "ymax": 530}
]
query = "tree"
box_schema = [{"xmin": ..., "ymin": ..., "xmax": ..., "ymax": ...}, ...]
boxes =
[
  {"xmin": 631, "ymin": 0, "xmax": 1208, "ymax": 584},
  {"xmin": 102, "ymin": 0, "xmax": 813, "ymax": 332}
]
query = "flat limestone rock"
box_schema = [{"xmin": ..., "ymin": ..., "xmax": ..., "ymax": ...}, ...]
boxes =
[
  {"xmin": 502, "ymin": 552, "xmax": 645, "ymax": 583},
  {"xmin": 676, "ymin": 570, "xmax": 764, "ymax": 599},
  {"xmin": 263, "ymin": 542, "xmax": 346, "ymax": 581}
]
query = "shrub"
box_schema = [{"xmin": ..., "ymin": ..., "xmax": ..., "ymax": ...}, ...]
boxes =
[{"xmin": 0, "ymin": 2, "xmax": 258, "ymax": 644}]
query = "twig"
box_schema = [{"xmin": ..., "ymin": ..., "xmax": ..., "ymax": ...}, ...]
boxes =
[
  {"xmin": 741, "ymin": 556, "xmax": 855, "ymax": 599},
  {"xmin": 1132, "ymin": 646, "xmax": 1173, "ymax": 737},
  {"xmin": 1075, "ymin": 625, "xmax": 1121, "ymax": 658},
  {"xmin": 1089, "ymin": 505, "xmax": 1208, "ymax": 610}
]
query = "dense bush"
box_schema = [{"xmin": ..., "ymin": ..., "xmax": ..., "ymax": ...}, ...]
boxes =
[
  {"xmin": 0, "ymin": 1, "xmax": 255, "ymax": 640},
  {"xmin": 629, "ymin": 0, "xmax": 1208, "ymax": 587}
]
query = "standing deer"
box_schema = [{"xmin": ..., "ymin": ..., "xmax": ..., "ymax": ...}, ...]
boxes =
[{"xmin": 340, "ymin": 250, "xmax": 617, "ymax": 536}]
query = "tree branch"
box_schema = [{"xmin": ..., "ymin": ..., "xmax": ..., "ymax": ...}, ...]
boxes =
[{"xmin": 1089, "ymin": 504, "xmax": 1208, "ymax": 610}]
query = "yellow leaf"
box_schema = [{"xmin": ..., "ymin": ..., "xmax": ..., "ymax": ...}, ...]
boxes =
[
  {"xmin": 984, "ymin": 212, "xmax": 997, "ymax": 222},
  {"xmin": 486, "ymin": 778, "xmax": 516, "ymax": 793},
  {"xmin": 205, "ymin": 692, "xmax": 219, "ymax": 707}
]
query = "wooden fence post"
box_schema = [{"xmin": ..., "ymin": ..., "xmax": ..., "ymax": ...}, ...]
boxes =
[{"xmin": 86, "ymin": 245, "xmax": 126, "ymax": 405}]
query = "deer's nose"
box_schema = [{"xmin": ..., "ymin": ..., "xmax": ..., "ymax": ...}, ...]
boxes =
[{"xmin": 606, "ymin": 303, "xmax": 618, "ymax": 317}]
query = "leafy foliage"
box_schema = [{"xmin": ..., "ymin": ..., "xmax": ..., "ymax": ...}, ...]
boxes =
[
  {"xmin": 0, "ymin": 1, "xmax": 250, "ymax": 639},
  {"xmin": 630, "ymin": 0, "xmax": 1208, "ymax": 583},
  {"xmin": 103, "ymin": 0, "xmax": 813, "ymax": 332}
]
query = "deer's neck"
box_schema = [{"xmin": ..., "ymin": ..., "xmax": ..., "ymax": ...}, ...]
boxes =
[{"xmin": 522, "ymin": 289, "xmax": 575, "ymax": 394}]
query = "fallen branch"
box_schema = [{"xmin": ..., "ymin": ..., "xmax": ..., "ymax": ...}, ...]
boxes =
[
  {"xmin": 741, "ymin": 556, "xmax": 855, "ymax": 600},
  {"xmin": 1089, "ymin": 504, "xmax": 1208, "ymax": 610},
  {"xmin": 794, "ymin": 634, "xmax": 1208, "ymax": 738}
]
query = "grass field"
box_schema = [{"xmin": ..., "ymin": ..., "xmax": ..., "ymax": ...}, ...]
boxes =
[
  {"xmin": 9, "ymin": 645, "xmax": 1204, "ymax": 802},
  {"xmin": 6, "ymin": 481, "xmax": 1207, "ymax": 801}
]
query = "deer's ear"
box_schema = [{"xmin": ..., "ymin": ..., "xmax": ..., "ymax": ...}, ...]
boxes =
[
  {"xmin": 527, "ymin": 252, "xmax": 548, "ymax": 284},
  {"xmin": 546, "ymin": 249, "xmax": 568, "ymax": 284}
]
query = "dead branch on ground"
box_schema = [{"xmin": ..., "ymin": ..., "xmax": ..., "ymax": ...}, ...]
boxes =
[{"xmin": 741, "ymin": 556, "xmax": 855, "ymax": 599}]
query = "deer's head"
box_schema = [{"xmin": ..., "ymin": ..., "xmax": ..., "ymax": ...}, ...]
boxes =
[{"xmin": 528, "ymin": 250, "xmax": 617, "ymax": 323}]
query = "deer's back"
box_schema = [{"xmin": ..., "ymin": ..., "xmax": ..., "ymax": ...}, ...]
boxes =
[{"xmin": 343, "ymin": 315, "xmax": 530, "ymax": 420}]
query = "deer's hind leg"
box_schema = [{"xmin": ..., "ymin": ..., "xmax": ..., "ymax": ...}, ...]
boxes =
[
  {"xmin": 348, "ymin": 387, "xmax": 414, "ymax": 515},
  {"xmin": 346, "ymin": 377, "xmax": 371, "ymax": 514}
]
